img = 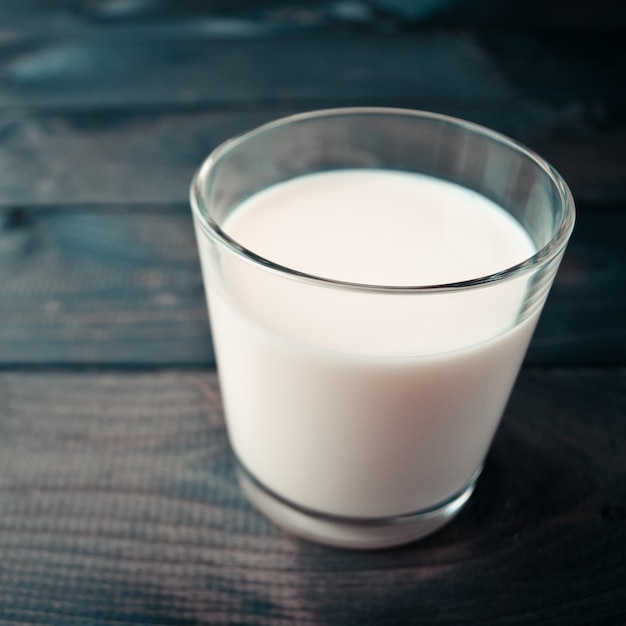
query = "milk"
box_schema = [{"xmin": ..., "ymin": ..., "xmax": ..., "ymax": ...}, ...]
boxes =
[{"xmin": 199, "ymin": 170, "xmax": 540, "ymax": 519}]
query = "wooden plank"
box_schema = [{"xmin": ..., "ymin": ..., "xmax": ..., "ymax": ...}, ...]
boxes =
[
  {"xmin": 0, "ymin": 208, "xmax": 214, "ymax": 366},
  {"xmin": 0, "ymin": 110, "xmax": 277, "ymax": 206},
  {"xmin": 1, "ymin": 29, "xmax": 625, "ymax": 111},
  {"xmin": 0, "ymin": 205, "xmax": 623, "ymax": 367},
  {"xmin": 0, "ymin": 26, "xmax": 623, "ymax": 111},
  {"xmin": 1, "ymin": 106, "xmax": 625, "ymax": 206},
  {"xmin": 1, "ymin": 1, "xmax": 624, "ymax": 39},
  {"xmin": 0, "ymin": 34, "xmax": 511, "ymax": 109},
  {"xmin": 0, "ymin": 368, "xmax": 623, "ymax": 624}
]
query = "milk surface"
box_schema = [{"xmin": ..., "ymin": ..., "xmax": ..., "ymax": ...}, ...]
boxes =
[
  {"xmin": 201, "ymin": 170, "xmax": 540, "ymax": 518},
  {"xmin": 226, "ymin": 170, "xmax": 532, "ymax": 286}
]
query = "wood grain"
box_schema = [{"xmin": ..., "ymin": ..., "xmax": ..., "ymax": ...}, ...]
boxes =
[
  {"xmin": 1, "ymin": 0, "xmax": 625, "ymax": 32},
  {"xmin": 0, "ymin": 208, "xmax": 213, "ymax": 366},
  {"xmin": 0, "ymin": 204, "xmax": 623, "ymax": 367},
  {"xmin": 1, "ymin": 106, "xmax": 626, "ymax": 206},
  {"xmin": 0, "ymin": 368, "xmax": 624, "ymax": 625},
  {"xmin": 0, "ymin": 2, "xmax": 624, "ymax": 622},
  {"xmin": 0, "ymin": 34, "xmax": 511, "ymax": 109}
]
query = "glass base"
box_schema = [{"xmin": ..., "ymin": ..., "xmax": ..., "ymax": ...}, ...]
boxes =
[{"xmin": 237, "ymin": 464, "xmax": 481, "ymax": 550}]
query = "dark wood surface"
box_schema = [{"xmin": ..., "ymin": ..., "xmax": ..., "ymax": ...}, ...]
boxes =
[{"xmin": 0, "ymin": 1, "xmax": 625, "ymax": 624}]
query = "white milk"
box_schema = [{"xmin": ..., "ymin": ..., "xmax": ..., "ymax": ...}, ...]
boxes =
[{"xmin": 200, "ymin": 170, "xmax": 540, "ymax": 519}]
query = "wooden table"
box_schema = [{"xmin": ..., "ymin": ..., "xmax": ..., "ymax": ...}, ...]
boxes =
[{"xmin": 1, "ymin": 2, "xmax": 624, "ymax": 623}]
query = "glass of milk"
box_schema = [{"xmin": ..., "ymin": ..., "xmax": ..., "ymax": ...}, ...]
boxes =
[{"xmin": 190, "ymin": 108, "xmax": 575, "ymax": 549}]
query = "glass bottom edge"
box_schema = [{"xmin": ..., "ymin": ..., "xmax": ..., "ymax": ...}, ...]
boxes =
[{"xmin": 237, "ymin": 463, "xmax": 481, "ymax": 550}]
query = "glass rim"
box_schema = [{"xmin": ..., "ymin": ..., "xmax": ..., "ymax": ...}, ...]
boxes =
[{"xmin": 190, "ymin": 107, "xmax": 576, "ymax": 294}]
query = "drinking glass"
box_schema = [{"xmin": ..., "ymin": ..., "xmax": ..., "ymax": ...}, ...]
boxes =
[{"xmin": 190, "ymin": 108, "xmax": 575, "ymax": 549}]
